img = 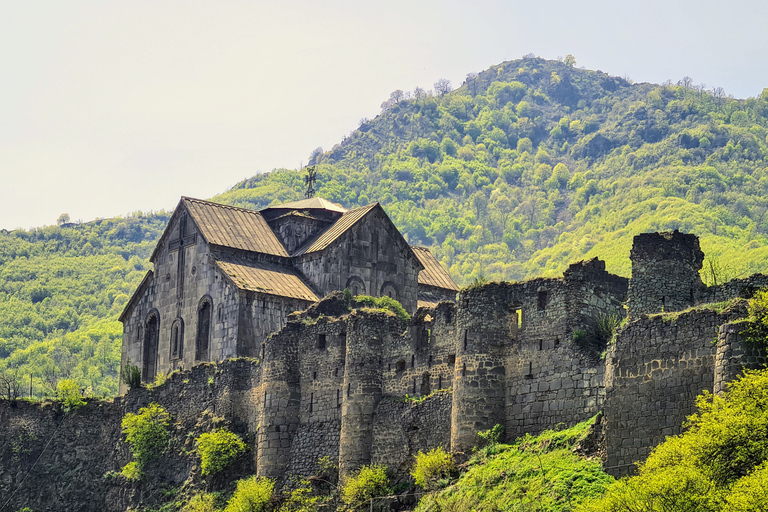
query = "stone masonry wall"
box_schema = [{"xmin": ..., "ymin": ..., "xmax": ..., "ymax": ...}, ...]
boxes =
[
  {"xmin": 627, "ymin": 230, "xmax": 705, "ymax": 318},
  {"xmin": 603, "ymin": 304, "xmax": 747, "ymax": 477},
  {"xmin": 714, "ymin": 320, "xmax": 768, "ymax": 394},
  {"xmin": 1, "ymin": 358, "xmax": 263, "ymax": 512}
]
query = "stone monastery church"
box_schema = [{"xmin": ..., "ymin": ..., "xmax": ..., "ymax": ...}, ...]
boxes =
[{"xmin": 119, "ymin": 196, "xmax": 459, "ymax": 387}]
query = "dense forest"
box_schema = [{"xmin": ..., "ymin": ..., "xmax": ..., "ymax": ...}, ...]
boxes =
[{"xmin": 3, "ymin": 56, "xmax": 768, "ymax": 396}]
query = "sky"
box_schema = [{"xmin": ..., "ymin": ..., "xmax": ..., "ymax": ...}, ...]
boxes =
[{"xmin": 2, "ymin": 0, "xmax": 768, "ymax": 230}]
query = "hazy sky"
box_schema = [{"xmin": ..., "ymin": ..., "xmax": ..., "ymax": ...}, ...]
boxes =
[{"xmin": 2, "ymin": 0, "xmax": 768, "ymax": 230}]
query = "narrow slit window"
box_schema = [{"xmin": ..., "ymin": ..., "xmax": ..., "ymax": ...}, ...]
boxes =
[{"xmin": 317, "ymin": 334, "xmax": 326, "ymax": 350}]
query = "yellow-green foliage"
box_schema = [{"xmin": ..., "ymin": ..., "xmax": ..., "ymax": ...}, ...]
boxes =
[
  {"xmin": 742, "ymin": 287, "xmax": 768, "ymax": 344},
  {"xmin": 56, "ymin": 378, "xmax": 85, "ymax": 410},
  {"xmin": 182, "ymin": 493, "xmax": 220, "ymax": 512},
  {"xmin": 196, "ymin": 428, "xmax": 248, "ymax": 476},
  {"xmin": 223, "ymin": 476, "xmax": 274, "ymax": 512},
  {"xmin": 121, "ymin": 403, "xmax": 171, "ymax": 468},
  {"xmin": 416, "ymin": 417, "xmax": 612, "ymax": 512},
  {"xmin": 340, "ymin": 464, "xmax": 390, "ymax": 511},
  {"xmin": 411, "ymin": 447, "xmax": 455, "ymax": 490},
  {"xmin": 353, "ymin": 295, "xmax": 410, "ymax": 322},
  {"xmin": 579, "ymin": 368, "xmax": 768, "ymax": 511},
  {"xmin": 119, "ymin": 460, "xmax": 142, "ymax": 481},
  {"xmin": 278, "ymin": 480, "xmax": 320, "ymax": 512}
]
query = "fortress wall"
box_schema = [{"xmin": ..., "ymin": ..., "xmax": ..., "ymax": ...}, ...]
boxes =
[
  {"xmin": 0, "ymin": 400, "xmax": 123, "ymax": 512},
  {"xmin": 285, "ymin": 317, "xmax": 347, "ymax": 478},
  {"xmin": 506, "ymin": 344, "xmax": 604, "ymax": 439},
  {"xmin": 714, "ymin": 320, "xmax": 768, "ymax": 394},
  {"xmin": 371, "ymin": 391, "xmax": 453, "ymax": 477},
  {"xmin": 627, "ymin": 231, "xmax": 705, "ymax": 318},
  {"xmin": 339, "ymin": 311, "xmax": 400, "ymax": 477},
  {"xmin": 382, "ymin": 302, "xmax": 459, "ymax": 398},
  {"xmin": 603, "ymin": 309, "xmax": 727, "ymax": 477},
  {"xmin": 0, "ymin": 358, "xmax": 263, "ymax": 512},
  {"xmin": 702, "ymin": 273, "xmax": 768, "ymax": 304}
]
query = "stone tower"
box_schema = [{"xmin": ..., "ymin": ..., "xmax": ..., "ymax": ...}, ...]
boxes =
[
  {"xmin": 627, "ymin": 230, "xmax": 705, "ymax": 318},
  {"xmin": 450, "ymin": 286, "xmax": 508, "ymax": 454}
]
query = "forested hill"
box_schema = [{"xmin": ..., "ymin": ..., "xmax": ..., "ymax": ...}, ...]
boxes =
[
  {"xmin": 4, "ymin": 56, "xmax": 768, "ymax": 396},
  {"xmin": 215, "ymin": 57, "xmax": 768, "ymax": 283}
]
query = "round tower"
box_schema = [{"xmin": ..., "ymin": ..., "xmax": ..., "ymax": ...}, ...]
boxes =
[
  {"xmin": 627, "ymin": 230, "xmax": 705, "ymax": 318},
  {"xmin": 338, "ymin": 312, "xmax": 389, "ymax": 479},
  {"xmin": 450, "ymin": 284, "xmax": 508, "ymax": 454},
  {"xmin": 256, "ymin": 330, "xmax": 301, "ymax": 479}
]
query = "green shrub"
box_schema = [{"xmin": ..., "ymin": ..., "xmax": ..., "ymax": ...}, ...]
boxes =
[
  {"xmin": 477, "ymin": 424, "xmax": 504, "ymax": 447},
  {"xmin": 121, "ymin": 359, "xmax": 142, "ymax": 389},
  {"xmin": 411, "ymin": 447, "xmax": 455, "ymax": 490},
  {"xmin": 579, "ymin": 368, "xmax": 768, "ymax": 511},
  {"xmin": 56, "ymin": 379, "xmax": 85, "ymax": 411},
  {"xmin": 340, "ymin": 464, "xmax": 390, "ymax": 511},
  {"xmin": 121, "ymin": 403, "xmax": 171, "ymax": 467},
  {"xmin": 742, "ymin": 287, "xmax": 768, "ymax": 344},
  {"xmin": 196, "ymin": 428, "xmax": 247, "ymax": 476},
  {"xmin": 278, "ymin": 480, "xmax": 320, "ymax": 512},
  {"xmin": 223, "ymin": 476, "xmax": 274, "ymax": 512},
  {"xmin": 120, "ymin": 460, "xmax": 143, "ymax": 481},
  {"xmin": 353, "ymin": 295, "xmax": 410, "ymax": 322},
  {"xmin": 182, "ymin": 493, "xmax": 219, "ymax": 512}
]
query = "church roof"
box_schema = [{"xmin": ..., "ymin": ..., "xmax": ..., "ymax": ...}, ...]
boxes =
[
  {"xmin": 412, "ymin": 246, "xmax": 459, "ymax": 291},
  {"xmin": 182, "ymin": 197, "xmax": 289, "ymax": 257},
  {"xmin": 292, "ymin": 203, "xmax": 378, "ymax": 256},
  {"xmin": 213, "ymin": 257, "xmax": 319, "ymax": 302},
  {"xmin": 263, "ymin": 197, "xmax": 347, "ymax": 213}
]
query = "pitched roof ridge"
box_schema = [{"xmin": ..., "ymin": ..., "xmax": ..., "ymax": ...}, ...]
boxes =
[
  {"xmin": 181, "ymin": 196, "xmax": 263, "ymax": 216},
  {"xmin": 291, "ymin": 202, "xmax": 379, "ymax": 256}
]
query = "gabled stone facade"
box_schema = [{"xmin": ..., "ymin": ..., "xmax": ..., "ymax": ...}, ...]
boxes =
[{"xmin": 119, "ymin": 197, "xmax": 459, "ymax": 392}]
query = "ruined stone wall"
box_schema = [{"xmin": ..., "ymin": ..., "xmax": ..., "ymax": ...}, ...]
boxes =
[
  {"xmin": 627, "ymin": 230, "xmax": 705, "ymax": 318},
  {"xmin": 371, "ymin": 391, "xmax": 453, "ymax": 477},
  {"xmin": 381, "ymin": 303, "xmax": 457, "ymax": 398},
  {"xmin": 702, "ymin": 273, "xmax": 768, "ymax": 304},
  {"xmin": 603, "ymin": 305, "xmax": 746, "ymax": 477},
  {"xmin": 714, "ymin": 320, "xmax": 768, "ymax": 394},
  {"xmin": 1, "ymin": 358, "xmax": 263, "ymax": 512}
]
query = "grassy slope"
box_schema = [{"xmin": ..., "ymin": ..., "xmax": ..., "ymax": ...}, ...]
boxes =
[{"xmin": 415, "ymin": 417, "xmax": 612, "ymax": 512}]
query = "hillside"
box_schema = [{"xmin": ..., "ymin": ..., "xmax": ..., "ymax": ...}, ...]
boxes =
[{"xmin": 3, "ymin": 56, "xmax": 768, "ymax": 396}]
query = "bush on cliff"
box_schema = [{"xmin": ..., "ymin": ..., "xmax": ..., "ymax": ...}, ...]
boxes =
[
  {"xmin": 353, "ymin": 295, "xmax": 410, "ymax": 322},
  {"xmin": 412, "ymin": 447, "xmax": 455, "ymax": 490},
  {"xmin": 196, "ymin": 428, "xmax": 248, "ymax": 476},
  {"xmin": 741, "ymin": 287, "xmax": 768, "ymax": 345},
  {"xmin": 340, "ymin": 464, "xmax": 390, "ymax": 511},
  {"xmin": 56, "ymin": 378, "xmax": 85, "ymax": 411},
  {"xmin": 121, "ymin": 402, "xmax": 171, "ymax": 472},
  {"xmin": 223, "ymin": 476, "xmax": 274, "ymax": 512},
  {"xmin": 578, "ymin": 368, "xmax": 768, "ymax": 511}
]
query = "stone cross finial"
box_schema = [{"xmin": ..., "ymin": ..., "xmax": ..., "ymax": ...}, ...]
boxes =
[{"xmin": 304, "ymin": 166, "xmax": 317, "ymax": 199}]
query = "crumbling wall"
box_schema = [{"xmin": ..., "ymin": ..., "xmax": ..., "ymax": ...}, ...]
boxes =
[
  {"xmin": 371, "ymin": 391, "xmax": 452, "ymax": 477},
  {"xmin": 0, "ymin": 358, "xmax": 263, "ymax": 512},
  {"xmin": 627, "ymin": 230, "xmax": 705, "ymax": 318},
  {"xmin": 603, "ymin": 304, "xmax": 746, "ymax": 477},
  {"xmin": 714, "ymin": 320, "xmax": 768, "ymax": 394}
]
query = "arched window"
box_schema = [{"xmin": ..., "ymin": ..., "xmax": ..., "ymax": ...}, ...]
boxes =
[
  {"xmin": 196, "ymin": 296, "xmax": 212, "ymax": 361},
  {"xmin": 170, "ymin": 318, "xmax": 184, "ymax": 360},
  {"xmin": 380, "ymin": 282, "xmax": 399, "ymax": 300},
  {"xmin": 143, "ymin": 310, "xmax": 160, "ymax": 382},
  {"xmin": 345, "ymin": 276, "xmax": 366, "ymax": 296}
]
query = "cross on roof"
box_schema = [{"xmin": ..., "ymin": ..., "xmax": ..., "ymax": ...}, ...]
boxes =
[{"xmin": 304, "ymin": 166, "xmax": 317, "ymax": 199}]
